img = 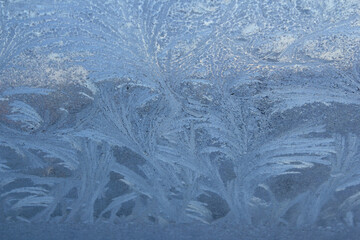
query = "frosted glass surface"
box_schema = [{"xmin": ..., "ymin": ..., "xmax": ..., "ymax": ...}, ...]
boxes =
[{"xmin": 0, "ymin": 0, "xmax": 360, "ymax": 239}]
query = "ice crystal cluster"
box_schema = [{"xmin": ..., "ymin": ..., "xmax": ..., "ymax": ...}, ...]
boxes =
[{"xmin": 1, "ymin": 0, "xmax": 360, "ymax": 230}]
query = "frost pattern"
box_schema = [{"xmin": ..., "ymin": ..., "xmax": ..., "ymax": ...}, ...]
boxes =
[{"xmin": 0, "ymin": 0, "xmax": 360, "ymax": 228}]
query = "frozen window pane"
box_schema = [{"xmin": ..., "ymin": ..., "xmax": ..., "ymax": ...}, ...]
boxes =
[{"xmin": 0, "ymin": 0, "xmax": 360, "ymax": 239}]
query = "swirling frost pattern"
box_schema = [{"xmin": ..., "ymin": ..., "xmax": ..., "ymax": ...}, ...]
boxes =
[{"xmin": 0, "ymin": 0, "xmax": 360, "ymax": 228}]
